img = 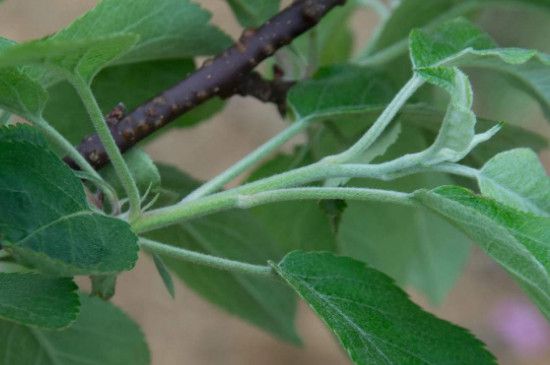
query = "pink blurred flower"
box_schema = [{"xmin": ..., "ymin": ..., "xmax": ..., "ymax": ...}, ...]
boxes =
[{"xmin": 490, "ymin": 298, "xmax": 550, "ymax": 356}]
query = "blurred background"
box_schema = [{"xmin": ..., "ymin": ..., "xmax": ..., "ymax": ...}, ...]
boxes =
[{"xmin": 1, "ymin": 1, "xmax": 549, "ymax": 364}]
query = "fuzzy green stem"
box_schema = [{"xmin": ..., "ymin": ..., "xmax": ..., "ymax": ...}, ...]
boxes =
[
  {"xmin": 33, "ymin": 117, "xmax": 102, "ymax": 181},
  {"xmin": 134, "ymin": 193, "xmax": 238, "ymax": 233},
  {"xmin": 356, "ymin": 1, "xmax": 486, "ymax": 65},
  {"xmin": 133, "ymin": 163, "xmax": 415, "ymax": 233},
  {"xmin": 133, "ymin": 160, "xmax": 478, "ymax": 234},
  {"xmin": 72, "ymin": 76, "xmax": 141, "ymax": 221},
  {"xmin": 236, "ymin": 187, "xmax": 413, "ymax": 209},
  {"xmin": 139, "ymin": 238, "xmax": 274, "ymax": 278},
  {"xmin": 183, "ymin": 117, "xmax": 314, "ymax": 202},
  {"xmin": 323, "ymin": 75, "xmax": 424, "ymax": 164},
  {"xmin": 230, "ymin": 162, "xmax": 393, "ymax": 195}
]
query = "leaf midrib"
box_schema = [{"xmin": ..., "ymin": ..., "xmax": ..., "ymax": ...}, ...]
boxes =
[
  {"xmin": 15, "ymin": 210, "xmax": 95, "ymax": 246},
  {"xmin": 423, "ymin": 192, "xmax": 550, "ymax": 301},
  {"xmin": 286, "ymin": 273, "xmax": 434, "ymax": 365}
]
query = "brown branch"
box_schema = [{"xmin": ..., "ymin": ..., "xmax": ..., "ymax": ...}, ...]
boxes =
[
  {"xmin": 64, "ymin": 0, "xmax": 346, "ymax": 170},
  {"xmin": 227, "ymin": 71, "xmax": 295, "ymax": 115}
]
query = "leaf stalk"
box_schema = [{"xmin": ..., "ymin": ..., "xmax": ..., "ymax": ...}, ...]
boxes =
[
  {"xmin": 139, "ymin": 238, "xmax": 274, "ymax": 278},
  {"xmin": 72, "ymin": 76, "xmax": 142, "ymax": 221}
]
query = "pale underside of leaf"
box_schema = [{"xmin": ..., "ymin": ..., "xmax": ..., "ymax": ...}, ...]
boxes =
[
  {"xmin": 415, "ymin": 187, "xmax": 550, "ymax": 319},
  {"xmin": 479, "ymin": 149, "xmax": 550, "ymax": 216}
]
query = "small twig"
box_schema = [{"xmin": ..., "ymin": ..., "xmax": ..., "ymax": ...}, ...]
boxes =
[
  {"xmin": 64, "ymin": 0, "xmax": 346, "ymax": 171},
  {"xmin": 226, "ymin": 71, "xmax": 294, "ymax": 115}
]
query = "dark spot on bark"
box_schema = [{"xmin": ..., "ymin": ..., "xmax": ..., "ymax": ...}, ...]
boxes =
[
  {"xmin": 89, "ymin": 151, "xmax": 100, "ymax": 163},
  {"xmin": 123, "ymin": 128, "xmax": 135, "ymax": 141},
  {"xmin": 263, "ymin": 44, "xmax": 275, "ymax": 56}
]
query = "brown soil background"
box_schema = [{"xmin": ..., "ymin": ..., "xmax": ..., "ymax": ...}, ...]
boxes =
[{"xmin": 1, "ymin": 1, "xmax": 549, "ymax": 364}]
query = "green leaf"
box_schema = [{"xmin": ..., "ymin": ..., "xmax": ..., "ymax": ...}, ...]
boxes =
[
  {"xmin": 0, "ymin": 123, "xmax": 47, "ymax": 147},
  {"xmin": 340, "ymin": 199, "xmax": 471, "ymax": 304},
  {"xmin": 0, "ymin": 35, "xmax": 139, "ymax": 84},
  {"xmin": 414, "ymin": 186, "xmax": 550, "ymax": 319},
  {"xmin": 54, "ymin": 0, "xmax": 231, "ymax": 65},
  {"xmin": 0, "ymin": 0, "xmax": 231, "ymax": 85},
  {"xmin": 288, "ymin": 65, "xmax": 396, "ymax": 120},
  {"xmin": 315, "ymin": 3, "xmax": 357, "ymax": 66},
  {"xmin": 327, "ymin": 122, "xmax": 402, "ymax": 187},
  {"xmin": 292, "ymin": 2, "xmax": 357, "ymax": 69},
  {"xmin": 151, "ymin": 253, "xmax": 175, "ymax": 298},
  {"xmin": 0, "ymin": 261, "xmax": 30, "ymax": 273},
  {"xmin": 0, "ymin": 294, "xmax": 150, "ymax": 365},
  {"xmin": 479, "ymin": 148, "xmax": 550, "ymax": 216},
  {"xmin": 247, "ymin": 153, "xmax": 337, "ymax": 253},
  {"xmin": 43, "ymin": 59, "xmax": 225, "ymax": 144},
  {"xmin": 299, "ymin": 100, "xmax": 545, "ymax": 170},
  {"xmin": 409, "ymin": 18, "xmax": 495, "ymax": 69},
  {"xmin": 0, "ymin": 109, "xmax": 11, "ymax": 125},
  {"xmin": 339, "ymin": 180, "xmax": 470, "ymax": 303},
  {"xmin": 402, "ymin": 67, "xmax": 498, "ymax": 168},
  {"xmin": 362, "ymin": 0, "xmax": 550, "ymax": 61},
  {"xmin": 251, "ymin": 201, "xmax": 337, "ymax": 253},
  {"xmin": 417, "ymin": 69, "xmax": 482, "ymax": 164},
  {"xmin": 407, "ymin": 43, "xmax": 500, "ymax": 166},
  {"xmin": 227, "ymin": 0, "xmax": 280, "ymax": 27},
  {"xmin": 146, "ymin": 164, "xmax": 300, "ymax": 343},
  {"xmin": 400, "ymin": 105, "xmax": 548, "ymax": 166},
  {"xmin": 410, "ymin": 17, "xmax": 550, "ymax": 119},
  {"xmin": 274, "ymin": 251, "xmax": 496, "ymax": 365},
  {"xmin": 339, "ymin": 127, "xmax": 470, "ymax": 303},
  {"xmin": 363, "ymin": 0, "xmax": 469, "ymax": 57},
  {"xmin": 0, "ymin": 126, "xmax": 138, "ymax": 275},
  {"xmin": 153, "ymin": 163, "xmax": 199, "ymax": 197},
  {"xmin": 0, "ymin": 273, "xmax": 78, "ymax": 329},
  {"xmin": 0, "ymin": 38, "xmax": 48, "ymax": 120},
  {"xmin": 101, "ymin": 148, "xmax": 160, "ymax": 196}
]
